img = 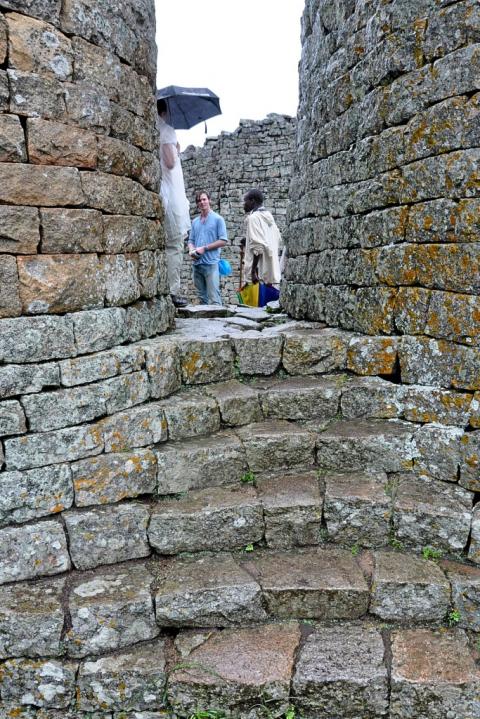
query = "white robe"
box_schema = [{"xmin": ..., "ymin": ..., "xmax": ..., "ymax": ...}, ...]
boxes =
[
  {"xmin": 158, "ymin": 116, "xmax": 191, "ymax": 240},
  {"xmin": 244, "ymin": 209, "xmax": 282, "ymax": 285}
]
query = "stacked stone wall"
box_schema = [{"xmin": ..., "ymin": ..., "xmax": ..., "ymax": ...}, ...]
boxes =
[
  {"xmin": 181, "ymin": 114, "xmax": 296, "ymax": 303},
  {"xmin": 283, "ymin": 0, "xmax": 480, "ymax": 397},
  {"xmin": 0, "ymin": 0, "xmax": 173, "ymax": 331}
]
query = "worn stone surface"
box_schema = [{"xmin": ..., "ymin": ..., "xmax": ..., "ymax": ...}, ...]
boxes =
[
  {"xmin": 317, "ymin": 419, "xmax": 416, "ymax": 473},
  {"xmin": 66, "ymin": 564, "xmax": 158, "ymax": 658},
  {"xmin": 155, "ymin": 431, "xmax": 247, "ymax": 494},
  {"xmin": 370, "ymin": 551, "xmax": 450, "ymax": 622},
  {"xmin": 27, "ymin": 117, "xmax": 97, "ymax": 167},
  {"xmin": 393, "ymin": 474, "xmax": 472, "ymax": 553},
  {"xmin": 258, "ymin": 471, "xmax": 323, "ymax": 549},
  {"xmin": 0, "ymin": 464, "xmax": 73, "ymax": 525},
  {"xmin": 260, "ymin": 375, "xmax": 341, "ymax": 422},
  {"xmin": 0, "ymin": 114, "xmax": 26, "ymax": 162},
  {"xmin": 0, "ymin": 205, "xmax": 39, "ymax": 254},
  {"xmin": 282, "ymin": 327, "xmax": 349, "ymax": 375},
  {"xmin": 169, "ymin": 623, "xmax": 301, "ymax": 716},
  {"xmin": 77, "ymin": 641, "xmax": 167, "ymax": 712},
  {"xmin": 205, "ymin": 379, "xmax": 263, "ymax": 426},
  {"xmin": 71, "ymin": 307, "xmax": 126, "ymax": 355},
  {"xmin": 149, "ymin": 485, "xmax": 263, "ymax": 554},
  {"xmin": 347, "ymin": 335, "xmax": 398, "ymax": 376},
  {"xmin": 64, "ymin": 503, "xmax": 150, "ymax": 570},
  {"xmin": 40, "ymin": 207, "xmax": 103, "ymax": 253},
  {"xmin": 4, "ymin": 422, "xmax": 103, "ymax": 470},
  {"xmin": 390, "ymin": 629, "xmax": 480, "ymax": 719},
  {"xmin": 293, "ymin": 624, "xmax": 388, "ymax": 719},
  {"xmin": 161, "ymin": 389, "xmax": 220, "ymax": 441},
  {"xmin": 244, "ymin": 547, "xmax": 369, "ymax": 620},
  {"xmin": 100, "ymin": 401, "xmax": 167, "ymax": 453},
  {"xmin": 72, "ymin": 449, "xmax": 156, "ymax": 506},
  {"xmin": 0, "ymin": 576, "xmax": 65, "ymax": 658},
  {"xmin": 0, "ymin": 361, "xmax": 60, "ymax": 399},
  {"xmin": 7, "ymin": 12, "xmax": 73, "ymax": 79},
  {"xmin": 237, "ymin": 420, "xmax": 316, "ymax": 472},
  {"xmin": 233, "ymin": 334, "xmax": 283, "ymax": 375},
  {"xmin": 341, "ymin": 376, "xmax": 401, "ymax": 420},
  {"xmin": 442, "ymin": 559, "xmax": 480, "ymax": 631},
  {"xmin": 179, "ymin": 338, "xmax": 235, "ymax": 384},
  {"xmin": 155, "ymin": 553, "xmax": 267, "ymax": 627},
  {"xmin": 0, "ymin": 315, "xmax": 76, "ymax": 363},
  {"xmin": 59, "ymin": 343, "xmax": 144, "ymax": 387},
  {"xmin": 468, "ymin": 504, "xmax": 480, "ymax": 565},
  {"xmin": 324, "ymin": 470, "xmax": 392, "ymax": 547},
  {"xmin": 0, "ymin": 520, "xmax": 70, "ymax": 584},
  {"xmin": 0, "ymin": 163, "xmax": 84, "ymax": 206},
  {"xmin": 0, "ymin": 657, "xmax": 77, "ymax": 709},
  {"xmin": 0, "ymin": 255, "xmax": 21, "ymax": 318},
  {"xmin": 0, "ymin": 398, "xmax": 26, "ymax": 436}
]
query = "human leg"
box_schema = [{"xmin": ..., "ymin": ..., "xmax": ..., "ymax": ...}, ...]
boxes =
[
  {"xmin": 164, "ymin": 214, "xmax": 184, "ymax": 297},
  {"xmin": 204, "ymin": 263, "xmax": 222, "ymax": 305},
  {"xmin": 192, "ymin": 264, "xmax": 209, "ymax": 304}
]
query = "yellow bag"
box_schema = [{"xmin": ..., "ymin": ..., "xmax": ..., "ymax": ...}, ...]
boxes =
[{"xmin": 236, "ymin": 283, "xmax": 260, "ymax": 307}]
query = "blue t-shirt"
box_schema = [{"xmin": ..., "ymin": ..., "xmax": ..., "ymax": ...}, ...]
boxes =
[{"xmin": 190, "ymin": 211, "xmax": 227, "ymax": 265}]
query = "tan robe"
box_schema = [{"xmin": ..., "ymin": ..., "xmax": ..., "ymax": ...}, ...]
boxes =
[{"xmin": 244, "ymin": 209, "xmax": 282, "ymax": 285}]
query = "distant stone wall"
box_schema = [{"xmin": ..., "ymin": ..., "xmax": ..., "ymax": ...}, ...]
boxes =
[
  {"xmin": 181, "ymin": 114, "xmax": 296, "ymax": 303},
  {"xmin": 283, "ymin": 0, "xmax": 480, "ymax": 395}
]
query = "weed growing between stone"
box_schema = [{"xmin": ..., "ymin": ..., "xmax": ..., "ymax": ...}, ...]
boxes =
[{"xmin": 422, "ymin": 546, "xmax": 443, "ymax": 561}]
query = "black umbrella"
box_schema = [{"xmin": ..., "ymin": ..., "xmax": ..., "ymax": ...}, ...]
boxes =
[{"xmin": 156, "ymin": 85, "xmax": 222, "ymax": 130}]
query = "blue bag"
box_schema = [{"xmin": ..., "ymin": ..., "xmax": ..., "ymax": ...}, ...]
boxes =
[{"xmin": 218, "ymin": 258, "xmax": 232, "ymax": 276}]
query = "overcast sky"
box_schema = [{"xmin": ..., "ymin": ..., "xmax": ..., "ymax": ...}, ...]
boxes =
[{"xmin": 155, "ymin": 0, "xmax": 304, "ymax": 148}]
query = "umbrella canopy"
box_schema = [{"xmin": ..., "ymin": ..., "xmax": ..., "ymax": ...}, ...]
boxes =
[{"xmin": 156, "ymin": 85, "xmax": 222, "ymax": 130}]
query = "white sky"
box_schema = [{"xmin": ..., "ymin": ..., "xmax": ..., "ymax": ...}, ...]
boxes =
[{"xmin": 155, "ymin": 0, "xmax": 304, "ymax": 149}]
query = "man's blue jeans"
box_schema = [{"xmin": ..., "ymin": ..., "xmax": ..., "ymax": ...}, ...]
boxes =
[{"xmin": 192, "ymin": 262, "xmax": 222, "ymax": 305}]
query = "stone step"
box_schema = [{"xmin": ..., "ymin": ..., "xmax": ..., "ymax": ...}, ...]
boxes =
[{"xmin": 153, "ymin": 546, "xmax": 454, "ymax": 629}]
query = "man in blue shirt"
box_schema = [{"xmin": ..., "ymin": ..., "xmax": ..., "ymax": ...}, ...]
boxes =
[{"xmin": 188, "ymin": 190, "xmax": 228, "ymax": 305}]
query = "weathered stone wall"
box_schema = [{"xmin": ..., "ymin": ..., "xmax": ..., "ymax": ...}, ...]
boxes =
[
  {"xmin": 0, "ymin": 0, "xmax": 172, "ymax": 330},
  {"xmin": 181, "ymin": 114, "xmax": 296, "ymax": 303},
  {"xmin": 283, "ymin": 0, "xmax": 480, "ymax": 397}
]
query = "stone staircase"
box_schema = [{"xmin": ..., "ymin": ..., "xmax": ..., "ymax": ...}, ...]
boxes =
[{"xmin": 0, "ymin": 307, "xmax": 479, "ymax": 718}]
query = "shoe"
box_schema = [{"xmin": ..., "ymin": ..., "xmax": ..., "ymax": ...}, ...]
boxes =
[{"xmin": 171, "ymin": 294, "xmax": 188, "ymax": 308}]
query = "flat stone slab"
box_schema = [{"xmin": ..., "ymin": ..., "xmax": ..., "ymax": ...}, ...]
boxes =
[
  {"xmin": 177, "ymin": 304, "xmax": 229, "ymax": 318},
  {"xmin": 237, "ymin": 420, "xmax": 316, "ymax": 472},
  {"xmin": 341, "ymin": 376, "xmax": 401, "ymax": 420},
  {"xmin": 317, "ymin": 419, "xmax": 416, "ymax": 473},
  {"xmin": 259, "ymin": 375, "xmax": 341, "ymax": 421},
  {"xmin": 160, "ymin": 389, "xmax": 220, "ymax": 440},
  {"xmin": 64, "ymin": 502, "xmax": 150, "ymax": 570},
  {"xmin": 441, "ymin": 559, "xmax": 480, "ymax": 631},
  {"xmin": 77, "ymin": 640, "xmax": 167, "ymax": 713},
  {"xmin": 149, "ymin": 484, "xmax": 263, "ymax": 554},
  {"xmin": 154, "ymin": 553, "xmax": 267, "ymax": 627},
  {"xmin": 370, "ymin": 551, "xmax": 450, "ymax": 622},
  {"xmin": 66, "ymin": 563, "xmax": 158, "ymax": 658},
  {"xmin": 242, "ymin": 548, "xmax": 369, "ymax": 619},
  {"xmin": 0, "ymin": 576, "xmax": 65, "ymax": 658},
  {"xmin": 393, "ymin": 474, "xmax": 472, "ymax": 553},
  {"xmin": 0, "ymin": 520, "xmax": 70, "ymax": 584},
  {"xmin": 0, "ymin": 657, "xmax": 78, "ymax": 710},
  {"xmin": 257, "ymin": 471, "xmax": 323, "ymax": 548},
  {"xmin": 282, "ymin": 327, "xmax": 350, "ymax": 375},
  {"xmin": 168, "ymin": 623, "xmax": 301, "ymax": 717},
  {"xmin": 293, "ymin": 623, "xmax": 388, "ymax": 718},
  {"xmin": 155, "ymin": 430, "xmax": 247, "ymax": 494},
  {"xmin": 205, "ymin": 379, "xmax": 263, "ymax": 426},
  {"xmin": 323, "ymin": 470, "xmax": 391, "ymax": 547},
  {"xmin": 390, "ymin": 629, "xmax": 480, "ymax": 718}
]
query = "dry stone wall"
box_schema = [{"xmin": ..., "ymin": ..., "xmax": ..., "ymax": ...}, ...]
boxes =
[
  {"xmin": 181, "ymin": 114, "xmax": 296, "ymax": 303},
  {"xmin": 0, "ymin": 0, "xmax": 173, "ymax": 333},
  {"xmin": 283, "ymin": 0, "xmax": 480, "ymax": 395}
]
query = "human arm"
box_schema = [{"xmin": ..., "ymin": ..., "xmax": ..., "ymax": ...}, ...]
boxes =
[{"xmin": 161, "ymin": 142, "xmax": 177, "ymax": 170}]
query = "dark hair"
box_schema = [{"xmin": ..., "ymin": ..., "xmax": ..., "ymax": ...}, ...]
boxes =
[
  {"xmin": 157, "ymin": 98, "xmax": 168, "ymax": 114},
  {"xmin": 245, "ymin": 188, "xmax": 264, "ymax": 205},
  {"xmin": 195, "ymin": 190, "xmax": 210, "ymax": 203}
]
